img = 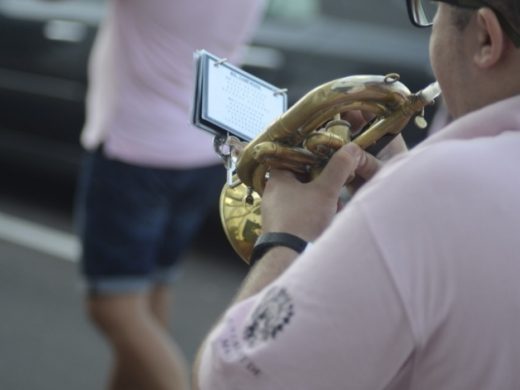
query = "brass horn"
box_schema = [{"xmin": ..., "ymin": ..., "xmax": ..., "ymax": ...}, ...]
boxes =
[{"xmin": 217, "ymin": 74, "xmax": 441, "ymax": 263}]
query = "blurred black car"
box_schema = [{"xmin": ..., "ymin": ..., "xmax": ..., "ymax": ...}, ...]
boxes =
[
  {"xmin": 0, "ymin": 0, "xmax": 101, "ymax": 177},
  {"xmin": 0, "ymin": 0, "xmax": 436, "ymax": 179}
]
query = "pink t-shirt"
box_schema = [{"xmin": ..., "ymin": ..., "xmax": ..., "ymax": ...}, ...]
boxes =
[
  {"xmin": 81, "ymin": 0, "xmax": 265, "ymax": 168},
  {"xmin": 199, "ymin": 94, "xmax": 520, "ymax": 389}
]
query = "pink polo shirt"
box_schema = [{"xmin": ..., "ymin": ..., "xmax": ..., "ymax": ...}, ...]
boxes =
[
  {"xmin": 81, "ymin": 0, "xmax": 265, "ymax": 168},
  {"xmin": 199, "ymin": 94, "xmax": 520, "ymax": 389}
]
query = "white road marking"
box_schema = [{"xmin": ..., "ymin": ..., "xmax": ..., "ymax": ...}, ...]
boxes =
[{"xmin": 0, "ymin": 211, "xmax": 80, "ymax": 262}]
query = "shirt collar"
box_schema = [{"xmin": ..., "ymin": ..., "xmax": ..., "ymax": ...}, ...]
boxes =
[{"xmin": 418, "ymin": 94, "xmax": 520, "ymax": 149}]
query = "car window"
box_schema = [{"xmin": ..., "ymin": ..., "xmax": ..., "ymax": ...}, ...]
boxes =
[
  {"xmin": 266, "ymin": 0, "xmax": 413, "ymax": 30},
  {"xmin": 266, "ymin": 0, "xmax": 320, "ymax": 22},
  {"xmin": 0, "ymin": 0, "xmax": 105, "ymax": 25}
]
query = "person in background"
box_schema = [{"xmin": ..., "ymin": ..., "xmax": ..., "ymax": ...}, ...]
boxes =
[
  {"xmin": 74, "ymin": 1, "xmax": 265, "ymax": 389},
  {"xmin": 193, "ymin": 0, "xmax": 520, "ymax": 388}
]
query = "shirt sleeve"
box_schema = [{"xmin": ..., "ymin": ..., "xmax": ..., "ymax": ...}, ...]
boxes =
[{"xmin": 198, "ymin": 202, "xmax": 416, "ymax": 390}]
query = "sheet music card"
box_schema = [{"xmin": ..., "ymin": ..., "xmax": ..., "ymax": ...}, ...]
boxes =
[{"xmin": 192, "ymin": 50, "xmax": 287, "ymax": 142}]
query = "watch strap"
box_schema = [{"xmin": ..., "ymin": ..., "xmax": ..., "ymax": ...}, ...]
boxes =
[{"xmin": 250, "ymin": 232, "xmax": 308, "ymax": 266}]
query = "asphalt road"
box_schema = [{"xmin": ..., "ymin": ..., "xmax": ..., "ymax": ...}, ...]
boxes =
[{"xmin": 0, "ymin": 165, "xmax": 247, "ymax": 390}]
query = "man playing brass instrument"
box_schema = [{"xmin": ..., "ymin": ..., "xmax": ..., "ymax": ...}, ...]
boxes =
[{"xmin": 194, "ymin": 0, "xmax": 520, "ymax": 388}]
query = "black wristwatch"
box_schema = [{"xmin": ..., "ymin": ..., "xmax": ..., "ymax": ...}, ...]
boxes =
[{"xmin": 249, "ymin": 232, "xmax": 309, "ymax": 266}]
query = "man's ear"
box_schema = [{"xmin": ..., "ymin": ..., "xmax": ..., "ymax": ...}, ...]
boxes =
[{"xmin": 474, "ymin": 8, "xmax": 507, "ymax": 68}]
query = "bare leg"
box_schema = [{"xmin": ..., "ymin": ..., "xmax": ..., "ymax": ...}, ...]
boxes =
[
  {"xmin": 149, "ymin": 284, "xmax": 172, "ymax": 329},
  {"xmin": 87, "ymin": 293, "xmax": 189, "ymax": 390}
]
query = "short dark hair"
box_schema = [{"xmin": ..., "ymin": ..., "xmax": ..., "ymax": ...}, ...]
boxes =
[
  {"xmin": 452, "ymin": 0, "xmax": 520, "ymax": 34},
  {"xmin": 451, "ymin": 7, "xmax": 473, "ymax": 30},
  {"xmin": 492, "ymin": 0, "xmax": 520, "ymax": 29}
]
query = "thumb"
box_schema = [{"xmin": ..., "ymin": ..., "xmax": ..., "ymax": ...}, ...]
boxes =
[
  {"xmin": 354, "ymin": 145, "xmax": 381, "ymax": 181},
  {"xmin": 314, "ymin": 143, "xmax": 361, "ymax": 194}
]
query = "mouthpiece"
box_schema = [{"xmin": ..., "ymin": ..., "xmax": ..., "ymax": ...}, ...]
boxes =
[{"xmin": 418, "ymin": 81, "xmax": 441, "ymax": 103}]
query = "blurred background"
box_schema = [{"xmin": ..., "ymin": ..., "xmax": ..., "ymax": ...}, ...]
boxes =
[{"xmin": 0, "ymin": 0, "xmax": 436, "ymax": 388}]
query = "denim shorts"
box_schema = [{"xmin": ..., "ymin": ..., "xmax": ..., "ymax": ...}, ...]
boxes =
[{"xmin": 75, "ymin": 148, "xmax": 224, "ymax": 295}]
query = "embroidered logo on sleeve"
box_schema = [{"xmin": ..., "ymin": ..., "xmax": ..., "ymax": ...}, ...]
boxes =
[
  {"xmin": 243, "ymin": 287, "xmax": 294, "ymax": 348},
  {"xmin": 217, "ymin": 318, "xmax": 262, "ymax": 376}
]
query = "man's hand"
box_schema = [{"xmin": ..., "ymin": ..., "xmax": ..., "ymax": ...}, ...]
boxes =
[
  {"xmin": 261, "ymin": 142, "xmax": 382, "ymax": 242},
  {"xmin": 345, "ymin": 134, "xmax": 407, "ymax": 193}
]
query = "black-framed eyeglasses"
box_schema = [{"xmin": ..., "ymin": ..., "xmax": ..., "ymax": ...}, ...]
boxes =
[{"xmin": 406, "ymin": 0, "xmax": 520, "ymax": 47}]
